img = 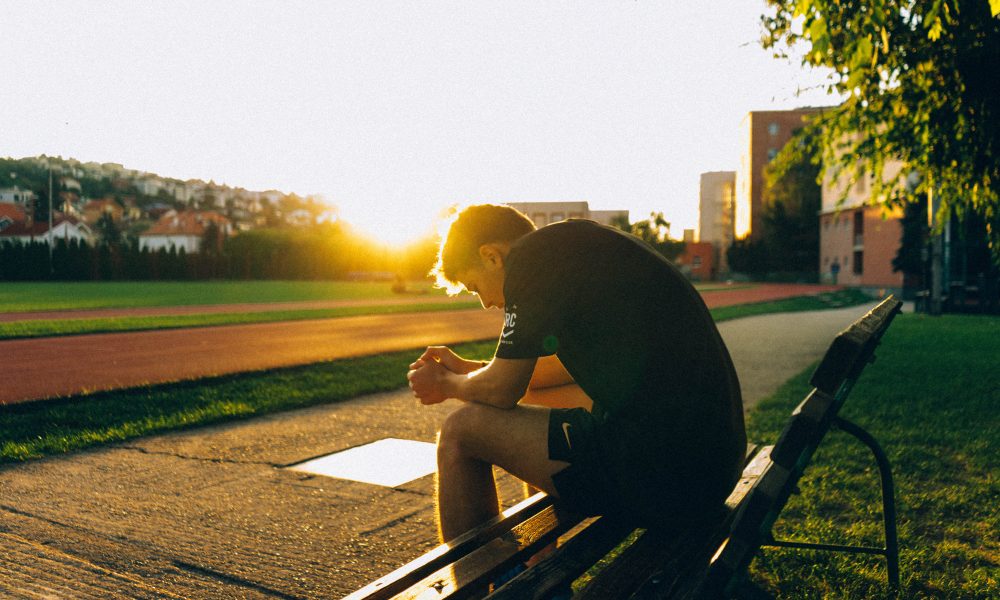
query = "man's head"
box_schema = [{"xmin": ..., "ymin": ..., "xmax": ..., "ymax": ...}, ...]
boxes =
[{"xmin": 432, "ymin": 204, "xmax": 536, "ymax": 308}]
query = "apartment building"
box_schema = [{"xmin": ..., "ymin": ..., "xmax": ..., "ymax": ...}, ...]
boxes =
[
  {"xmin": 820, "ymin": 160, "xmax": 905, "ymax": 290},
  {"xmin": 698, "ymin": 171, "xmax": 736, "ymax": 273},
  {"xmin": 735, "ymin": 108, "xmax": 827, "ymax": 241},
  {"xmin": 505, "ymin": 201, "xmax": 628, "ymax": 228}
]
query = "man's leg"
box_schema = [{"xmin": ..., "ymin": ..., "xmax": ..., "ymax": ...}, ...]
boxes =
[{"xmin": 436, "ymin": 402, "xmax": 567, "ymax": 542}]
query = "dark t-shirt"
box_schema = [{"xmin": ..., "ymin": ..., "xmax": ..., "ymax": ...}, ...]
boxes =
[{"xmin": 496, "ymin": 220, "xmax": 746, "ymax": 482}]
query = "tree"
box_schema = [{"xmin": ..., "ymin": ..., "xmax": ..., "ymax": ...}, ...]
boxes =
[
  {"xmin": 611, "ymin": 212, "xmax": 686, "ymax": 262},
  {"xmin": 95, "ymin": 212, "xmax": 122, "ymax": 247},
  {"xmin": 762, "ymin": 0, "xmax": 1000, "ymax": 261},
  {"xmin": 762, "ymin": 140, "xmax": 822, "ymax": 273}
]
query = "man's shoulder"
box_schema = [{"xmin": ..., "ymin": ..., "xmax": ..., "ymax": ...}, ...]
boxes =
[{"xmin": 514, "ymin": 219, "xmax": 616, "ymax": 253}]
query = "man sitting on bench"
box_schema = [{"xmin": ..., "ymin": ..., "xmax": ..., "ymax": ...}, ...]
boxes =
[{"xmin": 407, "ymin": 204, "xmax": 747, "ymax": 545}]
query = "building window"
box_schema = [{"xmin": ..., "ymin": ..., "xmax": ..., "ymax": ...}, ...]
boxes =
[
  {"xmin": 550, "ymin": 213, "xmax": 565, "ymax": 223},
  {"xmin": 693, "ymin": 256, "xmax": 702, "ymax": 269},
  {"xmin": 768, "ymin": 122, "xmax": 779, "ymax": 136},
  {"xmin": 767, "ymin": 148, "xmax": 778, "ymax": 161},
  {"xmin": 532, "ymin": 213, "xmax": 547, "ymax": 226},
  {"xmin": 853, "ymin": 250, "xmax": 864, "ymax": 275}
]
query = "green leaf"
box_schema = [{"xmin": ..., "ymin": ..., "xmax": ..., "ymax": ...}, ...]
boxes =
[
  {"xmin": 928, "ymin": 17, "xmax": 944, "ymax": 41},
  {"xmin": 855, "ymin": 37, "xmax": 874, "ymax": 67},
  {"xmin": 808, "ymin": 16, "xmax": 828, "ymax": 45}
]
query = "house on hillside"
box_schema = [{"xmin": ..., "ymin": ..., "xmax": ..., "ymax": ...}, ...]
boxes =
[
  {"xmin": 83, "ymin": 199, "xmax": 124, "ymax": 225},
  {"xmin": 139, "ymin": 210, "xmax": 232, "ymax": 254},
  {"xmin": 0, "ymin": 186, "xmax": 36, "ymax": 207},
  {"xmin": 0, "ymin": 203, "xmax": 27, "ymax": 235},
  {"xmin": 0, "ymin": 214, "xmax": 92, "ymax": 245}
]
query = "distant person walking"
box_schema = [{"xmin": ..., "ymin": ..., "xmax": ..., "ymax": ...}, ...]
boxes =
[
  {"xmin": 407, "ymin": 204, "xmax": 746, "ymax": 542},
  {"xmin": 831, "ymin": 259, "xmax": 841, "ymax": 285}
]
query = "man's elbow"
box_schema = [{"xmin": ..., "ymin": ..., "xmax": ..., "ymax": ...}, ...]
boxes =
[{"xmin": 484, "ymin": 382, "xmax": 526, "ymax": 410}]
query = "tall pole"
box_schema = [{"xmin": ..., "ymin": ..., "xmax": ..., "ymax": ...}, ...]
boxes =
[
  {"xmin": 927, "ymin": 187, "xmax": 943, "ymax": 315},
  {"xmin": 48, "ymin": 165, "xmax": 55, "ymax": 276}
]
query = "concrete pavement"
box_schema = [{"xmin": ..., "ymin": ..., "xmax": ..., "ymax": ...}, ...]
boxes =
[{"xmin": 0, "ymin": 302, "xmax": 882, "ymax": 598}]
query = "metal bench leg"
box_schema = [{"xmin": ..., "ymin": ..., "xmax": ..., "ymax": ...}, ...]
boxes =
[
  {"xmin": 832, "ymin": 417, "xmax": 901, "ymax": 592},
  {"xmin": 763, "ymin": 418, "xmax": 901, "ymax": 595}
]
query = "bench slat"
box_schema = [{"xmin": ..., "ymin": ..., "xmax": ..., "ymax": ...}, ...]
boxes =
[
  {"xmin": 342, "ymin": 493, "xmax": 553, "ymax": 600},
  {"xmin": 810, "ymin": 298, "xmax": 901, "ymax": 395},
  {"xmin": 389, "ymin": 504, "xmax": 575, "ymax": 599},
  {"xmin": 488, "ymin": 515, "xmax": 633, "ymax": 600}
]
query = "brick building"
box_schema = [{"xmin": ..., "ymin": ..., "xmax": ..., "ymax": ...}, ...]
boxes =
[
  {"xmin": 820, "ymin": 160, "xmax": 905, "ymax": 290},
  {"xmin": 735, "ymin": 108, "xmax": 828, "ymax": 242}
]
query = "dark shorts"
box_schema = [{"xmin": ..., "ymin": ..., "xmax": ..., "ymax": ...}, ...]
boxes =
[{"xmin": 547, "ymin": 408, "xmax": 729, "ymax": 531}]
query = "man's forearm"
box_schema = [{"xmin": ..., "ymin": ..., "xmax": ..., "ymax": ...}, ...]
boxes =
[{"xmin": 441, "ymin": 366, "xmax": 524, "ymax": 409}]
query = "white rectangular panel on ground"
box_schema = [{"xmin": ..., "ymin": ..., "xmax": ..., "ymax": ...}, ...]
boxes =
[{"xmin": 288, "ymin": 438, "xmax": 437, "ymax": 487}]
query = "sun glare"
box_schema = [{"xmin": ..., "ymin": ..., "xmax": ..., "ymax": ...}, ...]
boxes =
[{"xmin": 340, "ymin": 206, "xmax": 438, "ymax": 249}]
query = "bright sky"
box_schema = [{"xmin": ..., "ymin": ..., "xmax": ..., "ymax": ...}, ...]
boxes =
[{"xmin": 3, "ymin": 1, "xmax": 834, "ymax": 245}]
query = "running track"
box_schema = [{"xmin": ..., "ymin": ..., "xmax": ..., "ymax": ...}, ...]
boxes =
[{"xmin": 1, "ymin": 284, "xmax": 840, "ymax": 404}]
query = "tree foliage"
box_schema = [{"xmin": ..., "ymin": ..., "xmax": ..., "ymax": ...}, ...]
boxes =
[
  {"xmin": 610, "ymin": 212, "xmax": 686, "ymax": 262},
  {"xmin": 762, "ymin": 0, "xmax": 1000, "ymax": 260},
  {"xmin": 762, "ymin": 137, "xmax": 822, "ymax": 273}
]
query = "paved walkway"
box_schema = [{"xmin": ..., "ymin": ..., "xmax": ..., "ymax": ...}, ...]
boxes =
[{"xmin": 0, "ymin": 302, "xmax": 880, "ymax": 598}]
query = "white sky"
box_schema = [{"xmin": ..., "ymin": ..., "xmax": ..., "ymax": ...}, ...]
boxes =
[{"xmin": 2, "ymin": 1, "xmax": 835, "ymax": 244}]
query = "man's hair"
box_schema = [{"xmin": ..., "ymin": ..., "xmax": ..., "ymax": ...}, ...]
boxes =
[{"xmin": 432, "ymin": 204, "xmax": 536, "ymax": 294}]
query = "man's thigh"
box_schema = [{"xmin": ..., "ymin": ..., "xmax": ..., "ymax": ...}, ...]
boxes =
[{"xmin": 444, "ymin": 403, "xmax": 568, "ymax": 497}]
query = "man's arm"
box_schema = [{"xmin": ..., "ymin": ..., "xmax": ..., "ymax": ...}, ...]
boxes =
[{"xmin": 408, "ymin": 353, "xmax": 536, "ymax": 409}]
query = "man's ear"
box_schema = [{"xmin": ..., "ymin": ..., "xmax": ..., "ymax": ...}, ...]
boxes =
[{"xmin": 477, "ymin": 243, "xmax": 507, "ymax": 270}]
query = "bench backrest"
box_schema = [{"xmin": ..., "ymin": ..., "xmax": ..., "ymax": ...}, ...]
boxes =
[{"xmin": 697, "ymin": 296, "xmax": 902, "ymax": 597}]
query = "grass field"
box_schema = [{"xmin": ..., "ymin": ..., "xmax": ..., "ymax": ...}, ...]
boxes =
[
  {"xmin": 0, "ymin": 280, "xmax": 446, "ymax": 312},
  {"xmin": 745, "ymin": 313, "xmax": 999, "ymax": 598},
  {"xmin": 0, "ymin": 286, "xmax": 869, "ymax": 340},
  {"xmin": 0, "ymin": 280, "xmax": 752, "ymax": 314}
]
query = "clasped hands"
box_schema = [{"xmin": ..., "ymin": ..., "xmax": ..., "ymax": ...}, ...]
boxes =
[{"xmin": 407, "ymin": 346, "xmax": 482, "ymax": 405}]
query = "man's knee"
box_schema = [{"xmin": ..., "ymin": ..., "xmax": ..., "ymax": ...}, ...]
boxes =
[{"xmin": 438, "ymin": 403, "xmax": 493, "ymax": 460}]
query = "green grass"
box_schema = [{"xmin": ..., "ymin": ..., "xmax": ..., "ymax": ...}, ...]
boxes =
[
  {"xmin": 745, "ymin": 313, "xmax": 1000, "ymax": 598},
  {"xmin": 0, "ymin": 301, "xmax": 480, "ymax": 340},
  {"xmin": 0, "ymin": 340, "xmax": 498, "ymax": 463},
  {"xmin": 709, "ymin": 287, "xmax": 876, "ymax": 322},
  {"xmin": 1, "ymin": 286, "xmax": 870, "ymax": 340},
  {"xmin": 0, "ymin": 280, "xmax": 448, "ymax": 312},
  {"xmin": 0, "ymin": 280, "xmax": 744, "ymax": 313}
]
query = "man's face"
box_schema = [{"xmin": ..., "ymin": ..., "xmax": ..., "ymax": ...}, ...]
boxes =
[{"xmin": 457, "ymin": 264, "xmax": 506, "ymax": 309}]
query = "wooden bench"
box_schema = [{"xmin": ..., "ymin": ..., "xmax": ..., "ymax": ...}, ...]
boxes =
[{"xmin": 345, "ymin": 296, "xmax": 903, "ymax": 600}]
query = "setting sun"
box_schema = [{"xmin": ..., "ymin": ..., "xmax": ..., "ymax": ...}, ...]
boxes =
[{"xmin": 338, "ymin": 205, "xmax": 439, "ymax": 249}]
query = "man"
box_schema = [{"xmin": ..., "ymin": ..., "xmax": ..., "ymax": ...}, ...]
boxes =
[{"xmin": 407, "ymin": 204, "xmax": 746, "ymax": 543}]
